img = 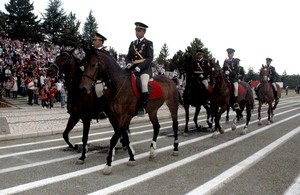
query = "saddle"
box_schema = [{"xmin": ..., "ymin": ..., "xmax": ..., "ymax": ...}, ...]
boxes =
[
  {"xmin": 130, "ymin": 74, "xmax": 163, "ymax": 99},
  {"xmin": 228, "ymin": 82, "xmax": 246, "ymax": 96}
]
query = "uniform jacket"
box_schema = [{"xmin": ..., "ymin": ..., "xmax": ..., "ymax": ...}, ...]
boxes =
[
  {"xmin": 193, "ymin": 58, "xmax": 210, "ymax": 80},
  {"xmin": 126, "ymin": 38, "xmax": 153, "ymax": 75},
  {"xmin": 268, "ymin": 65, "xmax": 277, "ymax": 82},
  {"xmin": 222, "ymin": 58, "xmax": 240, "ymax": 82}
]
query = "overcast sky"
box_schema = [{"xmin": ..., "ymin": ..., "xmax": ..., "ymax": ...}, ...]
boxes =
[{"xmin": 1, "ymin": 0, "xmax": 299, "ymax": 75}]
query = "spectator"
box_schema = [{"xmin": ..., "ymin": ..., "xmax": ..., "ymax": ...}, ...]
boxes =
[
  {"xmin": 11, "ymin": 74, "xmax": 18, "ymax": 98},
  {"xmin": 4, "ymin": 78, "xmax": 12, "ymax": 98},
  {"xmin": 48, "ymin": 84, "xmax": 57, "ymax": 109},
  {"xmin": 25, "ymin": 74, "xmax": 34, "ymax": 105},
  {"xmin": 60, "ymin": 84, "xmax": 66, "ymax": 108},
  {"xmin": 39, "ymin": 84, "xmax": 48, "ymax": 109}
]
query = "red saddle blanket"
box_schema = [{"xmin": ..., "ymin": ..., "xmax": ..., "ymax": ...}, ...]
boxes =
[
  {"xmin": 131, "ymin": 74, "xmax": 163, "ymax": 99},
  {"xmin": 229, "ymin": 83, "xmax": 246, "ymax": 96}
]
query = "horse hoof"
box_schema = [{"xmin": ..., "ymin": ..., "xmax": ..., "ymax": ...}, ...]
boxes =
[
  {"xmin": 172, "ymin": 150, "xmax": 179, "ymax": 156},
  {"xmin": 150, "ymin": 149, "xmax": 157, "ymax": 159},
  {"xmin": 212, "ymin": 132, "xmax": 218, "ymax": 139},
  {"xmin": 76, "ymin": 159, "xmax": 85, "ymax": 165},
  {"xmin": 258, "ymin": 121, "xmax": 262, "ymax": 126},
  {"xmin": 231, "ymin": 124, "xmax": 236, "ymax": 131},
  {"xmin": 103, "ymin": 165, "xmax": 112, "ymax": 175},
  {"xmin": 219, "ymin": 129, "xmax": 224, "ymax": 134},
  {"xmin": 182, "ymin": 132, "xmax": 189, "ymax": 137},
  {"xmin": 267, "ymin": 121, "xmax": 271, "ymax": 125},
  {"xmin": 241, "ymin": 129, "xmax": 247, "ymax": 135},
  {"xmin": 127, "ymin": 160, "xmax": 136, "ymax": 166}
]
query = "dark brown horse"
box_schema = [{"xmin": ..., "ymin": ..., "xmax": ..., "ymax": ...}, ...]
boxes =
[
  {"xmin": 79, "ymin": 48, "xmax": 179, "ymax": 175},
  {"xmin": 209, "ymin": 61, "xmax": 254, "ymax": 137},
  {"xmin": 51, "ymin": 50, "xmax": 116, "ymax": 164},
  {"xmin": 181, "ymin": 60, "xmax": 212, "ymax": 135},
  {"xmin": 257, "ymin": 65, "xmax": 281, "ymax": 125}
]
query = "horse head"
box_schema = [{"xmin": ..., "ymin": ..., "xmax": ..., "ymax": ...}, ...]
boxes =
[
  {"xmin": 54, "ymin": 49, "xmax": 83, "ymax": 90},
  {"xmin": 79, "ymin": 47, "xmax": 122, "ymax": 94},
  {"xmin": 259, "ymin": 64, "xmax": 270, "ymax": 81},
  {"xmin": 209, "ymin": 60, "xmax": 222, "ymax": 88}
]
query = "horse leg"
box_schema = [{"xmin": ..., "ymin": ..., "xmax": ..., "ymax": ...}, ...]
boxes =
[
  {"xmin": 77, "ymin": 119, "xmax": 91, "ymax": 164},
  {"xmin": 258, "ymin": 101, "xmax": 262, "ymax": 125},
  {"xmin": 166, "ymin": 102, "xmax": 179, "ymax": 156},
  {"xmin": 225, "ymin": 107, "xmax": 230, "ymax": 123},
  {"xmin": 63, "ymin": 115, "xmax": 80, "ymax": 151},
  {"xmin": 183, "ymin": 104, "xmax": 190, "ymax": 135},
  {"xmin": 206, "ymin": 107, "xmax": 213, "ymax": 130},
  {"xmin": 148, "ymin": 111, "xmax": 160, "ymax": 159},
  {"xmin": 121, "ymin": 128, "xmax": 136, "ymax": 166},
  {"xmin": 241, "ymin": 103, "xmax": 252, "ymax": 135},
  {"xmin": 103, "ymin": 131, "xmax": 122, "ymax": 175},
  {"xmin": 268, "ymin": 102, "xmax": 273, "ymax": 124},
  {"xmin": 193, "ymin": 106, "xmax": 201, "ymax": 129}
]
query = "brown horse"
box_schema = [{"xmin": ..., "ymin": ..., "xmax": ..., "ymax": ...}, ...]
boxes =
[
  {"xmin": 209, "ymin": 61, "xmax": 254, "ymax": 137},
  {"xmin": 79, "ymin": 47, "xmax": 179, "ymax": 175},
  {"xmin": 257, "ymin": 65, "xmax": 281, "ymax": 125},
  {"xmin": 51, "ymin": 50, "xmax": 117, "ymax": 164}
]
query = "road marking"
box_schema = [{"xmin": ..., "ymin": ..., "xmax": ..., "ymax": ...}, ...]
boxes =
[
  {"xmin": 0, "ymin": 106, "xmax": 299, "ymax": 194},
  {"xmin": 186, "ymin": 126, "xmax": 300, "ymax": 195},
  {"xmin": 87, "ymin": 113, "xmax": 300, "ymax": 195},
  {"xmin": 284, "ymin": 173, "xmax": 300, "ymax": 195}
]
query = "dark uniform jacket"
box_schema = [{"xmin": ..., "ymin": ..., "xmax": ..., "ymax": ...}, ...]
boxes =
[
  {"xmin": 222, "ymin": 58, "xmax": 240, "ymax": 83},
  {"xmin": 193, "ymin": 58, "xmax": 210, "ymax": 80},
  {"xmin": 126, "ymin": 38, "xmax": 153, "ymax": 75},
  {"xmin": 268, "ymin": 65, "xmax": 277, "ymax": 82}
]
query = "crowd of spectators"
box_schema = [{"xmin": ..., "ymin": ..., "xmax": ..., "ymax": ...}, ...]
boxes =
[{"xmin": 0, "ymin": 36, "xmax": 68, "ymax": 108}]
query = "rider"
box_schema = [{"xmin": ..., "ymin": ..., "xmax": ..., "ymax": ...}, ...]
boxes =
[
  {"xmin": 91, "ymin": 32, "xmax": 108, "ymax": 119},
  {"xmin": 266, "ymin": 57, "xmax": 279, "ymax": 100},
  {"xmin": 193, "ymin": 49, "xmax": 211, "ymax": 106},
  {"xmin": 125, "ymin": 22, "xmax": 154, "ymax": 116},
  {"xmin": 222, "ymin": 48, "xmax": 240, "ymax": 110}
]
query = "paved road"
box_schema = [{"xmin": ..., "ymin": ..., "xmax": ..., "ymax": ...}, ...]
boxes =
[{"xmin": 0, "ymin": 95, "xmax": 300, "ymax": 194}]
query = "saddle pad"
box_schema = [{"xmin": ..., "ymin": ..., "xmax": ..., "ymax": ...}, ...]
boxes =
[{"xmin": 131, "ymin": 74, "xmax": 163, "ymax": 99}]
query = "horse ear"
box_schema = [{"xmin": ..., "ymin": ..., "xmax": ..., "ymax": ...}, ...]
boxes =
[{"xmin": 262, "ymin": 64, "xmax": 264, "ymax": 68}]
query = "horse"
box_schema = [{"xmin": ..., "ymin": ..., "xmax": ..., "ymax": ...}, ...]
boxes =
[
  {"xmin": 209, "ymin": 61, "xmax": 254, "ymax": 137},
  {"xmin": 181, "ymin": 60, "xmax": 213, "ymax": 135},
  {"xmin": 50, "ymin": 49, "xmax": 115, "ymax": 164},
  {"xmin": 79, "ymin": 47, "xmax": 179, "ymax": 175},
  {"xmin": 256, "ymin": 65, "xmax": 281, "ymax": 125}
]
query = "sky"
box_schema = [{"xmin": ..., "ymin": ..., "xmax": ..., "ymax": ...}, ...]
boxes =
[{"xmin": 0, "ymin": 0, "xmax": 299, "ymax": 75}]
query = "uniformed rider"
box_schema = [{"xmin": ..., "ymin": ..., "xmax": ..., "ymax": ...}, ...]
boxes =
[
  {"xmin": 222, "ymin": 48, "xmax": 240, "ymax": 110},
  {"xmin": 193, "ymin": 49, "xmax": 211, "ymax": 106},
  {"xmin": 125, "ymin": 22, "xmax": 154, "ymax": 116},
  {"xmin": 266, "ymin": 57, "xmax": 279, "ymax": 100}
]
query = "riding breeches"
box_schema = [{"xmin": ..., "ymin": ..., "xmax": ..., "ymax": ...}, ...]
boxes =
[
  {"xmin": 233, "ymin": 82, "xmax": 238, "ymax": 97},
  {"xmin": 272, "ymin": 82, "xmax": 277, "ymax": 91},
  {"xmin": 202, "ymin": 79, "xmax": 208, "ymax": 90},
  {"xmin": 140, "ymin": 73, "xmax": 150, "ymax": 93}
]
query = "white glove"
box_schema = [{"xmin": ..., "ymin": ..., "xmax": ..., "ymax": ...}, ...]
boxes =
[
  {"xmin": 225, "ymin": 70, "xmax": 230, "ymax": 75},
  {"xmin": 126, "ymin": 63, "xmax": 133, "ymax": 69},
  {"xmin": 134, "ymin": 67, "xmax": 140, "ymax": 72},
  {"xmin": 199, "ymin": 74, "xmax": 204, "ymax": 78}
]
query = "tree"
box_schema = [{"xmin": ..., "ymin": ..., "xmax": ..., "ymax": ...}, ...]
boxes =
[
  {"xmin": 82, "ymin": 10, "xmax": 98, "ymax": 46},
  {"xmin": 156, "ymin": 43, "xmax": 170, "ymax": 69},
  {"xmin": 41, "ymin": 0, "xmax": 67, "ymax": 45},
  {"xmin": 60, "ymin": 12, "xmax": 82, "ymax": 48},
  {"xmin": 244, "ymin": 66, "xmax": 259, "ymax": 82},
  {"xmin": 4, "ymin": 0, "xmax": 42, "ymax": 42}
]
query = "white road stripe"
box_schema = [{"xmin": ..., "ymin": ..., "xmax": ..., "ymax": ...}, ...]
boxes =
[
  {"xmin": 186, "ymin": 126, "xmax": 300, "ymax": 195},
  {"xmin": 284, "ymin": 173, "xmax": 300, "ymax": 195},
  {"xmin": 0, "ymin": 106, "xmax": 298, "ymax": 194},
  {"xmin": 86, "ymin": 113, "xmax": 300, "ymax": 195}
]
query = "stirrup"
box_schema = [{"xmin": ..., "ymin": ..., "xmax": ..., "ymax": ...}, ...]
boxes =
[{"xmin": 233, "ymin": 103, "xmax": 240, "ymax": 110}]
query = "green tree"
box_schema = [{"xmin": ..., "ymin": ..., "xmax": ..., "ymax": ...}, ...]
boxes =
[
  {"xmin": 60, "ymin": 12, "xmax": 82, "ymax": 48},
  {"xmin": 244, "ymin": 67, "xmax": 259, "ymax": 82},
  {"xmin": 82, "ymin": 10, "xmax": 98, "ymax": 46},
  {"xmin": 41, "ymin": 0, "xmax": 67, "ymax": 45},
  {"xmin": 156, "ymin": 43, "xmax": 170, "ymax": 69},
  {"xmin": 4, "ymin": 0, "xmax": 42, "ymax": 42}
]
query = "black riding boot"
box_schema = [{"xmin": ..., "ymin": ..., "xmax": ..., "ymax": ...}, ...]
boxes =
[
  {"xmin": 137, "ymin": 92, "xmax": 149, "ymax": 116},
  {"xmin": 232, "ymin": 96, "xmax": 240, "ymax": 110}
]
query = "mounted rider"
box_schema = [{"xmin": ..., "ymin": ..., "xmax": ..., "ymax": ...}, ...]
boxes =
[
  {"xmin": 125, "ymin": 22, "xmax": 154, "ymax": 116},
  {"xmin": 91, "ymin": 32, "xmax": 108, "ymax": 119},
  {"xmin": 193, "ymin": 49, "xmax": 211, "ymax": 106},
  {"xmin": 266, "ymin": 58, "xmax": 279, "ymax": 100},
  {"xmin": 222, "ymin": 48, "xmax": 240, "ymax": 110}
]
